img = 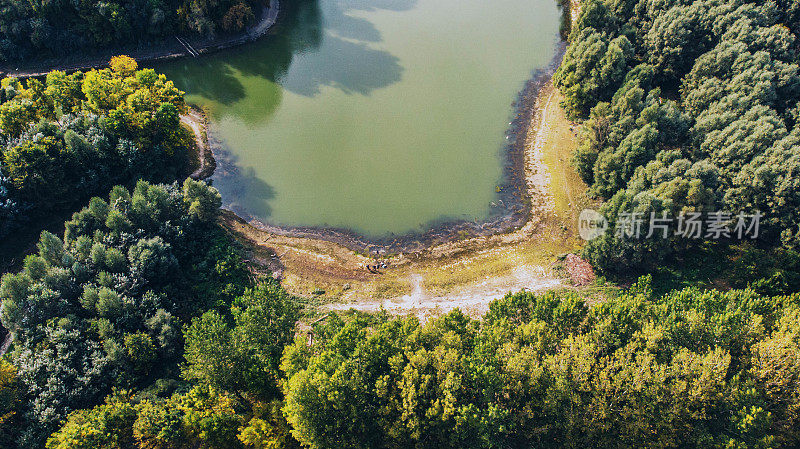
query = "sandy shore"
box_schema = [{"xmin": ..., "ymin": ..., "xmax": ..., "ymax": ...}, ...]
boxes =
[{"xmin": 182, "ymin": 107, "xmax": 217, "ymax": 180}]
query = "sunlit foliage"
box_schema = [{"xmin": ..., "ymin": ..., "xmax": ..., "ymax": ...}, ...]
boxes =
[{"xmin": 0, "ymin": 57, "xmax": 194, "ymax": 239}]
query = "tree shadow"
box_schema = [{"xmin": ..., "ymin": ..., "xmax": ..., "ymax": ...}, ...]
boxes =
[
  {"xmin": 152, "ymin": 0, "xmax": 323, "ymax": 113},
  {"xmin": 158, "ymin": 60, "xmax": 247, "ymax": 106},
  {"xmin": 210, "ymin": 138, "xmax": 276, "ymax": 220},
  {"xmin": 324, "ymin": 9, "xmax": 382, "ymax": 43},
  {"xmin": 320, "ymin": 0, "xmax": 420, "ymax": 43},
  {"xmin": 154, "ymin": 0, "xmax": 413, "ymax": 120},
  {"xmin": 157, "ymin": 0, "xmax": 417, "ymax": 220},
  {"xmin": 341, "ymin": 0, "xmax": 418, "ymax": 12},
  {"xmin": 278, "ymin": 35, "xmax": 403, "ymax": 96}
]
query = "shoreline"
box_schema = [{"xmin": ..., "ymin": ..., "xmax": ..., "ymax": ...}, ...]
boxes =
[
  {"xmin": 182, "ymin": 106, "xmax": 217, "ymax": 180},
  {"xmin": 207, "ymin": 40, "xmax": 568, "ymax": 256},
  {"xmin": 221, "ymin": 77, "xmax": 583, "ymax": 306},
  {"xmin": 0, "ymin": 0, "xmax": 279, "ymax": 78}
]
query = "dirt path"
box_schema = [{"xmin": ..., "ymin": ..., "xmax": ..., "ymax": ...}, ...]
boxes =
[
  {"xmin": 328, "ymin": 268, "xmax": 562, "ymax": 321},
  {"xmin": 181, "ymin": 107, "xmax": 217, "ymax": 180}
]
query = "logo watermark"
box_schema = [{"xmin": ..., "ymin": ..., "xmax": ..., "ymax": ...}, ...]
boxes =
[
  {"xmin": 579, "ymin": 209, "xmax": 608, "ymax": 241},
  {"xmin": 578, "ymin": 210, "xmax": 762, "ymax": 241}
]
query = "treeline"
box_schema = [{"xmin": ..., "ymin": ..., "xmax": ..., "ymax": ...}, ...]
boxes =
[
  {"xmin": 8, "ymin": 273, "xmax": 800, "ymax": 448},
  {"xmin": 554, "ymin": 0, "xmax": 800, "ymax": 273},
  {"xmin": 0, "ymin": 56, "xmax": 192, "ymax": 239},
  {"xmin": 280, "ymin": 281, "xmax": 800, "ymax": 448},
  {"xmin": 3, "ymin": 176, "xmax": 800, "ymax": 448},
  {"xmin": 3, "ymin": 185, "xmax": 800, "ymax": 449},
  {"xmin": 0, "ymin": 0, "xmax": 264, "ymax": 62}
]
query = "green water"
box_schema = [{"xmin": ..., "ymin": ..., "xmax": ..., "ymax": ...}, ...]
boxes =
[{"xmin": 156, "ymin": 0, "xmax": 560, "ymax": 237}]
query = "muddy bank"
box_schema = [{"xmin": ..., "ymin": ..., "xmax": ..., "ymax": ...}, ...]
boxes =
[
  {"xmin": 182, "ymin": 106, "xmax": 217, "ymax": 180},
  {"xmin": 0, "ymin": 0, "xmax": 279, "ymax": 78},
  {"xmin": 219, "ymin": 81, "xmax": 582, "ymax": 305},
  {"xmin": 208, "ymin": 41, "xmax": 568, "ymax": 256}
]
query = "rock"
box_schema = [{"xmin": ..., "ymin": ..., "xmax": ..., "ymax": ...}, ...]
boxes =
[{"xmin": 565, "ymin": 254, "xmax": 596, "ymax": 286}]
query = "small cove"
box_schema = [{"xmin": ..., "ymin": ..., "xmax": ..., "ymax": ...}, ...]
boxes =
[{"xmin": 155, "ymin": 0, "xmax": 561, "ymax": 238}]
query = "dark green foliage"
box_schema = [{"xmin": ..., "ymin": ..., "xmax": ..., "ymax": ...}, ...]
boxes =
[
  {"xmin": 0, "ymin": 165, "xmax": 18, "ymax": 235},
  {"xmin": 0, "ymin": 58, "xmax": 194, "ymax": 240},
  {"xmin": 40, "ymin": 278, "xmax": 301, "ymax": 449},
  {"xmin": 557, "ymin": 0, "xmax": 800, "ymax": 274},
  {"xmin": 183, "ymin": 281, "xmax": 301, "ymax": 400},
  {"xmin": 282, "ymin": 279, "xmax": 800, "ymax": 449},
  {"xmin": 0, "ymin": 179, "xmax": 251, "ymax": 447},
  {"xmin": 0, "ymin": 0, "xmax": 263, "ymax": 62}
]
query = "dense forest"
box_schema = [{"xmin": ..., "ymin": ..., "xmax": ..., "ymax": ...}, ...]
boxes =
[
  {"xmin": 281, "ymin": 281, "xmax": 800, "ymax": 449},
  {"xmin": 5, "ymin": 238, "xmax": 800, "ymax": 449},
  {"xmin": 554, "ymin": 0, "xmax": 800, "ymax": 275},
  {"xmin": 0, "ymin": 0, "xmax": 264, "ymax": 62},
  {"xmin": 3, "ymin": 0, "xmax": 800, "ymax": 447},
  {"xmin": 0, "ymin": 56, "xmax": 192, "ymax": 240},
  {"xmin": 0, "ymin": 179, "xmax": 297, "ymax": 447}
]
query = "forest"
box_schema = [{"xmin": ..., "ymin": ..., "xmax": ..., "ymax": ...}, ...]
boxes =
[
  {"xmin": 0, "ymin": 0, "xmax": 264, "ymax": 62},
  {"xmin": 554, "ymin": 0, "xmax": 800, "ymax": 275},
  {"xmin": 1, "ymin": 0, "xmax": 800, "ymax": 447},
  {"xmin": 0, "ymin": 179, "xmax": 295, "ymax": 447},
  {"xmin": 0, "ymin": 56, "xmax": 192, "ymax": 241},
  {"xmin": 4, "ymin": 214, "xmax": 800, "ymax": 449}
]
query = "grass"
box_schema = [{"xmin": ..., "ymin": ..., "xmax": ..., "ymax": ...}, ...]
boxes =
[{"xmin": 539, "ymin": 89, "xmax": 593, "ymax": 234}]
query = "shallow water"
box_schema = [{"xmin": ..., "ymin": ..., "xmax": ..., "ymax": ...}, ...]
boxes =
[{"xmin": 156, "ymin": 0, "xmax": 560, "ymax": 237}]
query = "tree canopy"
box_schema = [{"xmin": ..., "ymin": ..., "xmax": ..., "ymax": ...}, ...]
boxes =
[
  {"xmin": 554, "ymin": 0, "xmax": 800, "ymax": 274},
  {"xmin": 0, "ymin": 56, "xmax": 194, "ymax": 240},
  {"xmin": 28, "ymin": 278, "xmax": 800, "ymax": 449},
  {"xmin": 0, "ymin": 179, "xmax": 252, "ymax": 447},
  {"xmin": 281, "ymin": 278, "xmax": 800, "ymax": 449},
  {"xmin": 0, "ymin": 0, "xmax": 264, "ymax": 62}
]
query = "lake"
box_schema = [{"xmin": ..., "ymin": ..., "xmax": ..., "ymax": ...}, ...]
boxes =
[{"xmin": 156, "ymin": 0, "xmax": 561, "ymax": 237}]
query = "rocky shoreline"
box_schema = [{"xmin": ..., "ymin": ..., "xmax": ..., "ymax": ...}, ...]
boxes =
[{"xmin": 204, "ymin": 41, "xmax": 569, "ymax": 256}]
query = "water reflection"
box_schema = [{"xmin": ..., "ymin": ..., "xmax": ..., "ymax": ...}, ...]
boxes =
[
  {"xmin": 155, "ymin": 0, "xmax": 412, "ymax": 222},
  {"xmin": 153, "ymin": 0, "xmax": 560, "ymax": 237},
  {"xmin": 211, "ymin": 141, "xmax": 277, "ymax": 220},
  {"xmin": 155, "ymin": 0, "xmax": 408, "ymax": 121}
]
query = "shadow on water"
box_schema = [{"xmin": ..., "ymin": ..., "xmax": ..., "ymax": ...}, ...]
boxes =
[
  {"xmin": 153, "ymin": 0, "xmax": 416, "ymax": 222},
  {"xmin": 279, "ymin": 35, "xmax": 403, "ymax": 96},
  {"xmin": 322, "ymin": 0, "xmax": 418, "ymax": 43},
  {"xmin": 153, "ymin": 0, "xmax": 324, "ymax": 115},
  {"xmin": 155, "ymin": 0, "xmax": 417, "ymax": 224},
  {"xmin": 155, "ymin": 0, "xmax": 412, "ymax": 118},
  {"xmin": 210, "ymin": 138, "xmax": 277, "ymax": 220}
]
